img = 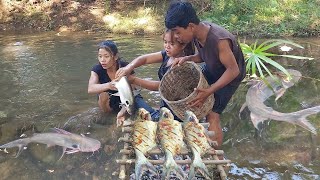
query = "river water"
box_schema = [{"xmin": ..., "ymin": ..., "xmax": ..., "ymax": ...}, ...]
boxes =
[{"xmin": 0, "ymin": 32, "xmax": 319, "ymax": 179}]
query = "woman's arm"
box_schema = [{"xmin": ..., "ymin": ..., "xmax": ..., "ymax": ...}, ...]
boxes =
[
  {"xmin": 116, "ymin": 52, "xmax": 163, "ymax": 78},
  {"xmin": 129, "ymin": 75, "xmax": 160, "ymax": 91},
  {"xmin": 88, "ymin": 71, "xmax": 116, "ymax": 94}
]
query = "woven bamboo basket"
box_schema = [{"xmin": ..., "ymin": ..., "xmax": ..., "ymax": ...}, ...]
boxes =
[{"xmin": 159, "ymin": 62, "xmax": 214, "ymax": 120}]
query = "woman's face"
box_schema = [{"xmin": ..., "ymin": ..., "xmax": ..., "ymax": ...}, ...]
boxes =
[
  {"xmin": 163, "ymin": 32, "xmax": 185, "ymax": 58},
  {"xmin": 98, "ymin": 48, "xmax": 116, "ymax": 69}
]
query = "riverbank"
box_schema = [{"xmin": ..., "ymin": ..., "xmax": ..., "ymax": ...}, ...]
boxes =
[{"xmin": 0, "ymin": 0, "xmax": 319, "ymax": 37}]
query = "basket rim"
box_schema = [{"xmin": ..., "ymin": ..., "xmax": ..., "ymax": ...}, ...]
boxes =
[{"xmin": 159, "ymin": 61, "xmax": 202, "ymax": 104}]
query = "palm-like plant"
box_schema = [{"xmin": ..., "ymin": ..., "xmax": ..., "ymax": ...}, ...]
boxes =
[{"xmin": 240, "ymin": 39, "xmax": 314, "ymax": 80}]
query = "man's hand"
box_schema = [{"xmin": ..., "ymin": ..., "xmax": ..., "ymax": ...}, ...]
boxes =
[{"xmin": 188, "ymin": 87, "xmax": 212, "ymax": 107}]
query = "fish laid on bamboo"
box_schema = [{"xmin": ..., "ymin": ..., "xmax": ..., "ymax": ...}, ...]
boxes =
[
  {"xmin": 132, "ymin": 108, "xmax": 158, "ymax": 179},
  {"xmin": 157, "ymin": 107, "xmax": 186, "ymax": 179},
  {"xmin": 183, "ymin": 110, "xmax": 215, "ymax": 180}
]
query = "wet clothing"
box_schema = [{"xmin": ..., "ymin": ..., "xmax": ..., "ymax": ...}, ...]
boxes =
[
  {"xmin": 194, "ymin": 22, "xmax": 246, "ymax": 114},
  {"xmin": 92, "ymin": 60, "xmax": 157, "ymax": 117},
  {"xmin": 156, "ymin": 50, "xmax": 182, "ymax": 121}
]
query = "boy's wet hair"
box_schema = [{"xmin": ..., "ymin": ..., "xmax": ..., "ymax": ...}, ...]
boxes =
[
  {"xmin": 98, "ymin": 40, "xmax": 118, "ymax": 56},
  {"xmin": 165, "ymin": 1, "xmax": 200, "ymax": 29}
]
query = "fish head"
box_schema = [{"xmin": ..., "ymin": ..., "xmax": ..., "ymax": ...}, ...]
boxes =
[
  {"xmin": 77, "ymin": 136, "xmax": 101, "ymax": 152},
  {"xmin": 114, "ymin": 76, "xmax": 135, "ymax": 115},
  {"xmin": 184, "ymin": 110, "xmax": 199, "ymax": 123},
  {"xmin": 280, "ymin": 69, "xmax": 302, "ymax": 88},
  {"xmin": 136, "ymin": 108, "xmax": 152, "ymax": 121},
  {"xmin": 159, "ymin": 107, "xmax": 174, "ymax": 121}
]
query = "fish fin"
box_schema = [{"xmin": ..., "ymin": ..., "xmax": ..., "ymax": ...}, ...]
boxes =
[
  {"xmin": 65, "ymin": 149, "xmax": 80, "ymax": 154},
  {"xmin": 58, "ymin": 147, "xmax": 66, "ymax": 161},
  {"xmin": 275, "ymin": 88, "xmax": 286, "ymax": 101},
  {"xmin": 135, "ymin": 150, "xmax": 158, "ymax": 179},
  {"xmin": 189, "ymin": 154, "xmax": 211, "ymax": 180},
  {"xmin": 250, "ymin": 113, "xmax": 268, "ymax": 130},
  {"xmin": 239, "ymin": 102, "xmax": 247, "ymax": 119},
  {"xmin": 14, "ymin": 144, "xmax": 26, "ymax": 158},
  {"xmin": 51, "ymin": 128, "xmax": 72, "ymax": 135}
]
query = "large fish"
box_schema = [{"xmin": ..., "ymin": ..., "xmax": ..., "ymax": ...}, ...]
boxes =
[
  {"xmin": 114, "ymin": 76, "xmax": 135, "ymax": 126},
  {"xmin": 240, "ymin": 69, "xmax": 319, "ymax": 134},
  {"xmin": 0, "ymin": 128, "xmax": 101, "ymax": 160},
  {"xmin": 132, "ymin": 108, "xmax": 158, "ymax": 179},
  {"xmin": 157, "ymin": 107, "xmax": 185, "ymax": 179},
  {"xmin": 183, "ymin": 110, "xmax": 213, "ymax": 180}
]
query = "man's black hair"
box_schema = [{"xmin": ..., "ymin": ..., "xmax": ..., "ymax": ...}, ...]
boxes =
[{"xmin": 165, "ymin": 1, "xmax": 200, "ymax": 29}]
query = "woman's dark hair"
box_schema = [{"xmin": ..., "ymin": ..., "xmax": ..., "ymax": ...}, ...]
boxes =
[
  {"xmin": 98, "ymin": 40, "xmax": 118, "ymax": 56},
  {"xmin": 165, "ymin": 2, "xmax": 200, "ymax": 29}
]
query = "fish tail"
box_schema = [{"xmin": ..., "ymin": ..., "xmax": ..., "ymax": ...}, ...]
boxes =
[
  {"xmin": 0, "ymin": 139, "xmax": 30, "ymax": 157},
  {"xmin": 135, "ymin": 150, "xmax": 158, "ymax": 179},
  {"xmin": 294, "ymin": 106, "xmax": 320, "ymax": 134},
  {"xmin": 189, "ymin": 153, "xmax": 211, "ymax": 180},
  {"xmin": 162, "ymin": 153, "xmax": 185, "ymax": 180},
  {"xmin": 296, "ymin": 116, "xmax": 317, "ymax": 135}
]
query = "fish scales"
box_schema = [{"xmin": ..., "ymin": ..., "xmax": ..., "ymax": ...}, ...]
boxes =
[
  {"xmin": 158, "ymin": 107, "xmax": 185, "ymax": 179},
  {"xmin": 183, "ymin": 110, "xmax": 212, "ymax": 180},
  {"xmin": 132, "ymin": 108, "xmax": 158, "ymax": 179},
  {"xmin": 184, "ymin": 121, "xmax": 211, "ymax": 155}
]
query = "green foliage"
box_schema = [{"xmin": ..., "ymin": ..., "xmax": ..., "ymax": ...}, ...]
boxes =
[
  {"xmin": 240, "ymin": 39, "xmax": 314, "ymax": 79},
  {"xmin": 202, "ymin": 0, "xmax": 320, "ymax": 37}
]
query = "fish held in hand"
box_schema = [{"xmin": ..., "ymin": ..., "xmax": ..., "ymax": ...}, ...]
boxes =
[
  {"xmin": 158, "ymin": 107, "xmax": 186, "ymax": 179},
  {"xmin": 132, "ymin": 108, "xmax": 158, "ymax": 179},
  {"xmin": 0, "ymin": 128, "xmax": 101, "ymax": 160},
  {"xmin": 114, "ymin": 76, "xmax": 135, "ymax": 126},
  {"xmin": 183, "ymin": 110, "xmax": 213, "ymax": 180}
]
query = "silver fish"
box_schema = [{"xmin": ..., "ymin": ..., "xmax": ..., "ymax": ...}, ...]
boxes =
[
  {"xmin": 0, "ymin": 128, "xmax": 101, "ymax": 160},
  {"xmin": 157, "ymin": 107, "xmax": 185, "ymax": 179},
  {"xmin": 240, "ymin": 69, "xmax": 318, "ymax": 134},
  {"xmin": 132, "ymin": 108, "xmax": 158, "ymax": 179},
  {"xmin": 183, "ymin": 110, "xmax": 213, "ymax": 180},
  {"xmin": 114, "ymin": 76, "xmax": 135, "ymax": 115}
]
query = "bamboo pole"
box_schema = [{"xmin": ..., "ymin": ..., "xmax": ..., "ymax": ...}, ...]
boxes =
[
  {"xmin": 119, "ymin": 133, "xmax": 129, "ymax": 179},
  {"xmin": 119, "ymin": 148, "xmax": 224, "ymax": 156},
  {"xmin": 116, "ymin": 159, "xmax": 231, "ymax": 165},
  {"xmin": 212, "ymin": 154, "xmax": 228, "ymax": 180}
]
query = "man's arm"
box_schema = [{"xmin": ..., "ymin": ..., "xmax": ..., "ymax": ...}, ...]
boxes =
[{"xmin": 207, "ymin": 39, "xmax": 240, "ymax": 94}]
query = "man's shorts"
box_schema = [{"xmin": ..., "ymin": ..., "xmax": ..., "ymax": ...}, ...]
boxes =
[{"xmin": 200, "ymin": 64, "xmax": 241, "ymax": 114}]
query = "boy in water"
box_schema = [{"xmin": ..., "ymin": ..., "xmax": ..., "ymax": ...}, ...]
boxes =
[{"xmin": 165, "ymin": 2, "xmax": 246, "ymax": 147}]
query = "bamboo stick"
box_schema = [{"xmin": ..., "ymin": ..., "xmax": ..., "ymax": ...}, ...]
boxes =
[
  {"xmin": 119, "ymin": 133, "xmax": 129, "ymax": 179},
  {"xmin": 212, "ymin": 154, "xmax": 228, "ymax": 180},
  {"xmin": 116, "ymin": 159, "xmax": 231, "ymax": 165},
  {"xmin": 119, "ymin": 148, "xmax": 224, "ymax": 156}
]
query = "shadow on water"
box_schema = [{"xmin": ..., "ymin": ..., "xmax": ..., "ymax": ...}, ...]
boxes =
[{"xmin": 0, "ymin": 32, "xmax": 320, "ymax": 179}]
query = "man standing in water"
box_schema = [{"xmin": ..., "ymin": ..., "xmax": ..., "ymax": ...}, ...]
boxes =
[{"xmin": 165, "ymin": 2, "xmax": 246, "ymax": 147}]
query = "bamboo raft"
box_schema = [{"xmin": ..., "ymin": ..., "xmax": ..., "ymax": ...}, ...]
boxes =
[{"xmin": 116, "ymin": 120, "xmax": 231, "ymax": 180}]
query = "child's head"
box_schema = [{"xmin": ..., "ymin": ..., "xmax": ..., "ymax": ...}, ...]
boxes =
[
  {"xmin": 163, "ymin": 29, "xmax": 194, "ymax": 57},
  {"xmin": 97, "ymin": 40, "xmax": 119, "ymax": 69}
]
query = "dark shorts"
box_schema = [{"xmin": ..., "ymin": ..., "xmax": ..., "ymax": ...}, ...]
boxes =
[{"xmin": 201, "ymin": 64, "xmax": 241, "ymax": 114}]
